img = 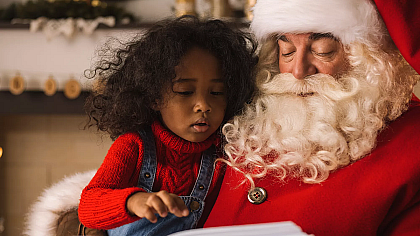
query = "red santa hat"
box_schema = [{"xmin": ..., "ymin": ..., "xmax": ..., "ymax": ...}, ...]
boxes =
[
  {"xmin": 250, "ymin": 0, "xmax": 420, "ymax": 74},
  {"xmin": 374, "ymin": 0, "xmax": 420, "ymax": 73}
]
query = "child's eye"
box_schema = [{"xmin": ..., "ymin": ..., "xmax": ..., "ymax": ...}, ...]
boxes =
[
  {"xmin": 211, "ymin": 91, "xmax": 224, "ymax": 95},
  {"xmin": 175, "ymin": 91, "xmax": 193, "ymax": 96}
]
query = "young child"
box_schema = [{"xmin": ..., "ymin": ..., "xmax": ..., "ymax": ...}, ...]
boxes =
[{"xmin": 78, "ymin": 15, "xmax": 257, "ymax": 236}]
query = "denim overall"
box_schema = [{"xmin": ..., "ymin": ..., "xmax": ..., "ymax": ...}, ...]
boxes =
[{"xmin": 108, "ymin": 127, "xmax": 216, "ymax": 236}]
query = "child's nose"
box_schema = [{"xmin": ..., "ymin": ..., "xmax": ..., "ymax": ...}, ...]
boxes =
[{"xmin": 194, "ymin": 95, "xmax": 211, "ymax": 113}]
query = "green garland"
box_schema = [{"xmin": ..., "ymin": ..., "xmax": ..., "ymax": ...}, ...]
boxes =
[{"xmin": 0, "ymin": 0, "xmax": 135, "ymax": 22}]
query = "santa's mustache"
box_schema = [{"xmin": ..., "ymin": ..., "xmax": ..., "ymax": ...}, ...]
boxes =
[{"xmin": 259, "ymin": 73, "xmax": 360, "ymax": 101}]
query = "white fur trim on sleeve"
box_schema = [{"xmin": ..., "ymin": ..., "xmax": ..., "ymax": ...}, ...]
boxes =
[{"xmin": 22, "ymin": 170, "xmax": 97, "ymax": 236}]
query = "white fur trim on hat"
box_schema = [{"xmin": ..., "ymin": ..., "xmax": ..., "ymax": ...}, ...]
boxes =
[{"xmin": 250, "ymin": 0, "xmax": 387, "ymax": 45}]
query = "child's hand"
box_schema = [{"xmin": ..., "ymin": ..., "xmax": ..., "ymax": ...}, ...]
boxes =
[{"xmin": 127, "ymin": 190, "xmax": 190, "ymax": 223}]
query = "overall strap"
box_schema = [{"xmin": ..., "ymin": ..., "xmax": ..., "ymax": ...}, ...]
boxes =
[
  {"xmin": 137, "ymin": 126, "xmax": 157, "ymax": 192},
  {"xmin": 190, "ymin": 145, "xmax": 217, "ymax": 200}
]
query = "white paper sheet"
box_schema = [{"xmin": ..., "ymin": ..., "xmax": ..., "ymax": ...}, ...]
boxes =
[{"xmin": 169, "ymin": 221, "xmax": 312, "ymax": 236}]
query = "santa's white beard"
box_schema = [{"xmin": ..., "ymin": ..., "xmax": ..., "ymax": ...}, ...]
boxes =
[{"xmin": 223, "ymin": 71, "xmax": 386, "ymax": 184}]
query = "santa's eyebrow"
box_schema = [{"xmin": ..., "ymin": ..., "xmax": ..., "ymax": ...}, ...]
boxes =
[
  {"xmin": 278, "ymin": 33, "xmax": 338, "ymax": 42},
  {"xmin": 309, "ymin": 33, "xmax": 339, "ymax": 41},
  {"xmin": 278, "ymin": 35, "xmax": 289, "ymax": 42}
]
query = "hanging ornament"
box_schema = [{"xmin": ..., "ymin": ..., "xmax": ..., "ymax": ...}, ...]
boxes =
[
  {"xmin": 44, "ymin": 75, "xmax": 57, "ymax": 96},
  {"xmin": 175, "ymin": 0, "xmax": 196, "ymax": 17},
  {"xmin": 64, "ymin": 77, "xmax": 81, "ymax": 100},
  {"xmin": 9, "ymin": 73, "xmax": 25, "ymax": 95}
]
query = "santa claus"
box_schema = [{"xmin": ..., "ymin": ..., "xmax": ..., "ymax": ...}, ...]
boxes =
[{"xmin": 204, "ymin": 0, "xmax": 420, "ymax": 235}]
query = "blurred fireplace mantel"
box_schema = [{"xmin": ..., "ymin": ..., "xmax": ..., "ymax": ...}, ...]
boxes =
[
  {"xmin": 0, "ymin": 91, "xmax": 89, "ymax": 114},
  {"xmin": 0, "ymin": 23, "xmax": 145, "ymax": 114}
]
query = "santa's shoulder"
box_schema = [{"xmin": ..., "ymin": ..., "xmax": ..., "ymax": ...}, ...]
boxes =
[{"xmin": 378, "ymin": 97, "xmax": 420, "ymax": 138}]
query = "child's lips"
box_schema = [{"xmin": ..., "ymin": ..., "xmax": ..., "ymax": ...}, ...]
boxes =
[
  {"xmin": 193, "ymin": 124, "xmax": 209, "ymax": 133},
  {"xmin": 192, "ymin": 119, "xmax": 209, "ymax": 133}
]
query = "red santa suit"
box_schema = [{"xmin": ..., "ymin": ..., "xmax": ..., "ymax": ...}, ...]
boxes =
[{"xmin": 205, "ymin": 98, "xmax": 420, "ymax": 235}]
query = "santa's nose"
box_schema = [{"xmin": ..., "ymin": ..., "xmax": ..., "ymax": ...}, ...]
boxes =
[{"xmin": 291, "ymin": 52, "xmax": 317, "ymax": 80}]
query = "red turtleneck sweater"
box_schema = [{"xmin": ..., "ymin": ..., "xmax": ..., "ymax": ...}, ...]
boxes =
[{"xmin": 78, "ymin": 121, "xmax": 224, "ymax": 230}]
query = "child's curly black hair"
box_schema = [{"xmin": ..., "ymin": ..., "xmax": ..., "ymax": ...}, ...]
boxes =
[{"xmin": 84, "ymin": 15, "xmax": 258, "ymax": 140}]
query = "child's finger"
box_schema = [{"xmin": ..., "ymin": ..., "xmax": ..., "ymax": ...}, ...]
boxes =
[
  {"xmin": 156, "ymin": 191, "xmax": 189, "ymax": 217},
  {"xmin": 139, "ymin": 205, "xmax": 158, "ymax": 223},
  {"xmin": 147, "ymin": 194, "xmax": 169, "ymax": 218},
  {"xmin": 155, "ymin": 190, "xmax": 178, "ymax": 213},
  {"xmin": 173, "ymin": 195, "xmax": 189, "ymax": 217}
]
